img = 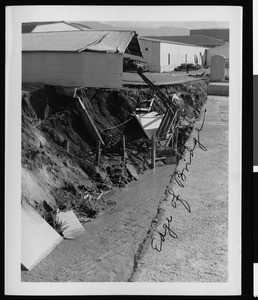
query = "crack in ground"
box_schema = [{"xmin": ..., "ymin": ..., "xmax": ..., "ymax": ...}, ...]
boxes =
[{"xmin": 127, "ymin": 197, "xmax": 166, "ymax": 282}]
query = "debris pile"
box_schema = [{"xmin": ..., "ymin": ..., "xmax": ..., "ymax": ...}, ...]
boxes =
[{"xmin": 22, "ymin": 81, "xmax": 207, "ymax": 221}]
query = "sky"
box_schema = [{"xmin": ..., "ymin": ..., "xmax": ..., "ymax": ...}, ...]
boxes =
[
  {"xmin": 102, "ymin": 21, "xmax": 229, "ymax": 29},
  {"xmin": 10, "ymin": 6, "xmax": 232, "ymax": 28}
]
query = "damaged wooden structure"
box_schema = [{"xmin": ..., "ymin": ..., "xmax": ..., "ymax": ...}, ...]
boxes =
[
  {"xmin": 124, "ymin": 69, "xmax": 188, "ymax": 166},
  {"xmin": 44, "ymin": 85, "xmax": 104, "ymax": 147}
]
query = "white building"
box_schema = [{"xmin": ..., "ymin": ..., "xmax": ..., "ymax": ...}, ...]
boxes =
[
  {"xmin": 22, "ymin": 30, "xmax": 143, "ymax": 89},
  {"xmin": 206, "ymin": 43, "xmax": 229, "ymax": 66},
  {"xmin": 139, "ymin": 37, "xmax": 208, "ymax": 72}
]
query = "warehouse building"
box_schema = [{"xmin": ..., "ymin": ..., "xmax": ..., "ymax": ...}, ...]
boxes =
[
  {"xmin": 139, "ymin": 37, "xmax": 207, "ymax": 72},
  {"xmin": 22, "ymin": 30, "xmax": 143, "ymax": 89},
  {"xmin": 143, "ymin": 35, "xmax": 226, "ymax": 48}
]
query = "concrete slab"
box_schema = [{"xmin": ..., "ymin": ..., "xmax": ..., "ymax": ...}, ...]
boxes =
[
  {"xmin": 210, "ymin": 55, "xmax": 225, "ymax": 82},
  {"xmin": 21, "ymin": 204, "xmax": 63, "ymax": 271},
  {"xmin": 208, "ymin": 82, "xmax": 229, "ymax": 96},
  {"xmin": 122, "ymin": 72, "xmax": 207, "ymax": 86},
  {"xmin": 57, "ymin": 210, "xmax": 85, "ymax": 238}
]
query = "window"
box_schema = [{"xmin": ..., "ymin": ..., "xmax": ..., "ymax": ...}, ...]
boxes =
[{"xmin": 168, "ymin": 53, "xmax": 170, "ymax": 65}]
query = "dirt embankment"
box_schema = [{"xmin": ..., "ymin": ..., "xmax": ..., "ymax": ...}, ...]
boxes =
[{"xmin": 21, "ymin": 81, "xmax": 207, "ymax": 222}]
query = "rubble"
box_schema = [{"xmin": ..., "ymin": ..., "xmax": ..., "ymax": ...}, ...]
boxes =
[{"xmin": 21, "ymin": 81, "xmax": 207, "ymax": 221}]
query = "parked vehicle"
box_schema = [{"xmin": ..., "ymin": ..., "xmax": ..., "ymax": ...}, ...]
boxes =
[
  {"xmin": 123, "ymin": 58, "xmax": 148, "ymax": 72},
  {"xmin": 174, "ymin": 63, "xmax": 202, "ymax": 72}
]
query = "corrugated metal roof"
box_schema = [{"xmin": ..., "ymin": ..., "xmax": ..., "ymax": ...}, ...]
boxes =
[{"xmin": 22, "ymin": 30, "xmax": 137, "ymax": 53}]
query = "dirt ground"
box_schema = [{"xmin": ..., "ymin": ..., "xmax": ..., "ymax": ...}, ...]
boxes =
[
  {"xmin": 21, "ymin": 80, "xmax": 211, "ymax": 282},
  {"xmin": 129, "ymin": 95, "xmax": 229, "ymax": 282},
  {"xmin": 21, "ymin": 81, "xmax": 207, "ymax": 220},
  {"xmin": 21, "ymin": 94, "xmax": 228, "ymax": 283},
  {"xmin": 21, "ymin": 165, "xmax": 176, "ymax": 282}
]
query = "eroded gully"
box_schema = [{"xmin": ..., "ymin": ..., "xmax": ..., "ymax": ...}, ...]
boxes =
[{"xmin": 21, "ymin": 164, "xmax": 176, "ymax": 282}]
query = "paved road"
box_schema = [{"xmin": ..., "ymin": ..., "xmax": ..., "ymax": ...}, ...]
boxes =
[
  {"xmin": 122, "ymin": 71, "xmax": 208, "ymax": 86},
  {"xmin": 130, "ymin": 95, "xmax": 229, "ymax": 282}
]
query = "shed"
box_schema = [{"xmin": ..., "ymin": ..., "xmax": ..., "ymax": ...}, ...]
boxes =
[
  {"xmin": 22, "ymin": 30, "xmax": 143, "ymax": 89},
  {"xmin": 206, "ymin": 43, "xmax": 229, "ymax": 66},
  {"xmin": 139, "ymin": 37, "xmax": 208, "ymax": 72}
]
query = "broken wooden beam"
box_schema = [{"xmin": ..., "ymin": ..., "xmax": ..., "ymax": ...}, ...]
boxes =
[
  {"xmin": 96, "ymin": 140, "xmax": 101, "ymax": 166},
  {"xmin": 151, "ymin": 133, "xmax": 156, "ymax": 169},
  {"xmin": 122, "ymin": 135, "xmax": 126, "ymax": 164},
  {"xmin": 74, "ymin": 91, "xmax": 104, "ymax": 145}
]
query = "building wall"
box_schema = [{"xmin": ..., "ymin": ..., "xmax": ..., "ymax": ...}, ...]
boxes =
[
  {"xmin": 22, "ymin": 52, "xmax": 123, "ymax": 88},
  {"xmin": 206, "ymin": 43, "xmax": 229, "ymax": 66},
  {"xmin": 32, "ymin": 23, "xmax": 81, "ymax": 32},
  {"xmin": 159, "ymin": 43, "xmax": 207, "ymax": 72},
  {"xmin": 139, "ymin": 39, "xmax": 161, "ymax": 72}
]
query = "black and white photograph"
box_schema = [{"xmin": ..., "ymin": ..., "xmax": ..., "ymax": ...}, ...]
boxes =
[{"xmin": 5, "ymin": 5, "xmax": 242, "ymax": 296}]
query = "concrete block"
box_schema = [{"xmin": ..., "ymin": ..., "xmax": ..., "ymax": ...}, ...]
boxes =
[
  {"xmin": 210, "ymin": 55, "xmax": 225, "ymax": 82},
  {"xmin": 57, "ymin": 210, "xmax": 85, "ymax": 238},
  {"xmin": 207, "ymin": 82, "xmax": 229, "ymax": 96},
  {"xmin": 21, "ymin": 204, "xmax": 63, "ymax": 271}
]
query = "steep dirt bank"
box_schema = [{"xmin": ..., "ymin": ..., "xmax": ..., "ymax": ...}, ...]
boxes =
[{"xmin": 21, "ymin": 81, "xmax": 207, "ymax": 222}]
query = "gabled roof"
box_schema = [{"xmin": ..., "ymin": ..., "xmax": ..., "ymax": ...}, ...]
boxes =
[
  {"xmin": 142, "ymin": 35, "xmax": 225, "ymax": 46},
  {"xmin": 22, "ymin": 21, "xmax": 88, "ymax": 33},
  {"xmin": 22, "ymin": 30, "xmax": 138, "ymax": 53}
]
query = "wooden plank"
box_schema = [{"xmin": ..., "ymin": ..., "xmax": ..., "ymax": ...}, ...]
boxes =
[
  {"xmin": 75, "ymin": 98, "xmax": 104, "ymax": 145},
  {"xmin": 156, "ymin": 109, "xmax": 178, "ymax": 138},
  {"xmin": 151, "ymin": 134, "xmax": 156, "ymax": 169},
  {"xmin": 173, "ymin": 127, "xmax": 179, "ymax": 162},
  {"xmin": 122, "ymin": 135, "xmax": 126, "ymax": 164},
  {"xmin": 96, "ymin": 140, "xmax": 101, "ymax": 165}
]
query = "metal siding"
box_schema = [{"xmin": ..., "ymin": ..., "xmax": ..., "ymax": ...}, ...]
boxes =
[
  {"xmin": 81, "ymin": 52, "xmax": 123, "ymax": 88},
  {"xmin": 22, "ymin": 52, "xmax": 123, "ymax": 88}
]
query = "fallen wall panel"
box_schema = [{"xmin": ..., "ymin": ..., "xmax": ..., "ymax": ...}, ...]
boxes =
[
  {"xmin": 57, "ymin": 210, "xmax": 85, "ymax": 238},
  {"xmin": 21, "ymin": 204, "xmax": 63, "ymax": 271}
]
